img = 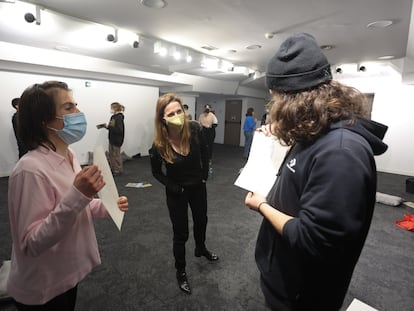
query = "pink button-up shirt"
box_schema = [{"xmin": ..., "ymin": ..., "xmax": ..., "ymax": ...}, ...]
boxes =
[{"xmin": 7, "ymin": 146, "xmax": 109, "ymax": 305}]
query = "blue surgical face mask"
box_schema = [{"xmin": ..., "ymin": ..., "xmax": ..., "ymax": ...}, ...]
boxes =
[{"xmin": 49, "ymin": 112, "xmax": 87, "ymax": 144}]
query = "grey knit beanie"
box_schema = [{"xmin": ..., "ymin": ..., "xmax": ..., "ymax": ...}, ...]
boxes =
[{"xmin": 265, "ymin": 33, "xmax": 332, "ymax": 92}]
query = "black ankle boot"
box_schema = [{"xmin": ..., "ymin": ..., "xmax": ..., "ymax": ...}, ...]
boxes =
[
  {"xmin": 176, "ymin": 271, "xmax": 191, "ymax": 295},
  {"xmin": 194, "ymin": 248, "xmax": 219, "ymax": 261}
]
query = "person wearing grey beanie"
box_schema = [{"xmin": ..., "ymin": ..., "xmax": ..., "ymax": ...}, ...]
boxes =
[
  {"xmin": 245, "ymin": 33, "xmax": 388, "ymax": 310},
  {"xmin": 265, "ymin": 32, "xmax": 332, "ymax": 92}
]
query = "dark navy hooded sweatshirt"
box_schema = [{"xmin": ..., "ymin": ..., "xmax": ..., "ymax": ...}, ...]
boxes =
[{"xmin": 255, "ymin": 117, "xmax": 388, "ymax": 311}]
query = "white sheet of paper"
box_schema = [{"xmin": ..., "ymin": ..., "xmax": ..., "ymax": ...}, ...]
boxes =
[
  {"xmin": 346, "ymin": 298, "xmax": 378, "ymax": 311},
  {"xmin": 93, "ymin": 145, "xmax": 124, "ymax": 231},
  {"xmin": 234, "ymin": 131, "xmax": 287, "ymax": 197}
]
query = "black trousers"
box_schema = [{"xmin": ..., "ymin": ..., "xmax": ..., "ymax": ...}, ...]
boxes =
[
  {"xmin": 166, "ymin": 182, "xmax": 208, "ymax": 271},
  {"xmin": 202, "ymin": 127, "xmax": 215, "ymax": 160},
  {"xmin": 14, "ymin": 285, "xmax": 78, "ymax": 311}
]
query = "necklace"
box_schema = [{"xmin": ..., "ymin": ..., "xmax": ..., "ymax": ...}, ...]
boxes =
[{"xmin": 169, "ymin": 138, "xmax": 188, "ymax": 156}]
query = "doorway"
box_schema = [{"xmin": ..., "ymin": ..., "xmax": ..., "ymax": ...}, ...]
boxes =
[{"xmin": 224, "ymin": 100, "xmax": 242, "ymax": 145}]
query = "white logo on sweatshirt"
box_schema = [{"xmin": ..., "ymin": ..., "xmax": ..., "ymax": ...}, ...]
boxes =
[{"xmin": 286, "ymin": 158, "xmax": 296, "ymax": 173}]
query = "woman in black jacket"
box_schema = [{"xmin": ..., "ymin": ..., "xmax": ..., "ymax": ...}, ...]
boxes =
[
  {"xmin": 149, "ymin": 93, "xmax": 218, "ymax": 295},
  {"xmin": 105, "ymin": 102, "xmax": 125, "ymax": 176}
]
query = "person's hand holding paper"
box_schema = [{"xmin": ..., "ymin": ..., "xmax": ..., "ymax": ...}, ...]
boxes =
[
  {"xmin": 234, "ymin": 131, "xmax": 287, "ymax": 197},
  {"xmin": 93, "ymin": 145, "xmax": 127, "ymax": 230}
]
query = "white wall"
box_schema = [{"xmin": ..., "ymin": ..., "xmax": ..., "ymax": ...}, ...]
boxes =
[
  {"xmin": 339, "ymin": 70, "xmax": 414, "ymax": 176},
  {"xmin": 0, "ymin": 71, "xmax": 159, "ymax": 177}
]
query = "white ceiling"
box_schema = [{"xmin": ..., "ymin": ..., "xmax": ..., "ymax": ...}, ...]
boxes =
[{"xmin": 0, "ymin": 0, "xmax": 413, "ymax": 93}]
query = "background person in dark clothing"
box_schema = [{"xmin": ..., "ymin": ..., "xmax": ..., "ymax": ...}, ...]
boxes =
[
  {"xmin": 183, "ymin": 104, "xmax": 192, "ymax": 120},
  {"xmin": 103, "ymin": 102, "xmax": 125, "ymax": 176},
  {"xmin": 149, "ymin": 93, "xmax": 218, "ymax": 295},
  {"xmin": 198, "ymin": 104, "xmax": 217, "ymax": 163},
  {"xmin": 245, "ymin": 33, "xmax": 388, "ymax": 311},
  {"xmin": 11, "ymin": 98, "xmax": 28, "ymax": 159}
]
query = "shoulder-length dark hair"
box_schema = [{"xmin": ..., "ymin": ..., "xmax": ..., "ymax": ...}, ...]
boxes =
[
  {"xmin": 18, "ymin": 81, "xmax": 70, "ymax": 151},
  {"xmin": 246, "ymin": 107, "xmax": 254, "ymax": 116},
  {"xmin": 153, "ymin": 93, "xmax": 191, "ymax": 164},
  {"xmin": 269, "ymin": 80, "xmax": 367, "ymax": 146}
]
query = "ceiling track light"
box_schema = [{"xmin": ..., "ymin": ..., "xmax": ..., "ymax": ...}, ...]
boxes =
[
  {"xmin": 132, "ymin": 34, "xmax": 140, "ymax": 48},
  {"xmin": 107, "ymin": 29, "xmax": 118, "ymax": 43},
  {"xmin": 358, "ymin": 65, "xmax": 366, "ymax": 72},
  {"xmin": 24, "ymin": 5, "xmax": 42, "ymax": 25},
  {"xmin": 184, "ymin": 50, "xmax": 192, "ymax": 63}
]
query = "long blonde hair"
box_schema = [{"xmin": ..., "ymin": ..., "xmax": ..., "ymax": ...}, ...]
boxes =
[{"xmin": 153, "ymin": 93, "xmax": 191, "ymax": 163}]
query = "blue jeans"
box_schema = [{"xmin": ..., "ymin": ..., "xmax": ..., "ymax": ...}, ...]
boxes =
[{"xmin": 244, "ymin": 130, "xmax": 254, "ymax": 158}]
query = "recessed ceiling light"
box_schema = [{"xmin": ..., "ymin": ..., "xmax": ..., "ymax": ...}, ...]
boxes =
[
  {"xmin": 55, "ymin": 45, "xmax": 70, "ymax": 52},
  {"xmin": 366, "ymin": 20, "xmax": 394, "ymax": 29},
  {"xmin": 140, "ymin": 0, "xmax": 167, "ymax": 9},
  {"xmin": 245, "ymin": 44, "xmax": 262, "ymax": 50},
  {"xmin": 377, "ymin": 55, "xmax": 395, "ymax": 60}
]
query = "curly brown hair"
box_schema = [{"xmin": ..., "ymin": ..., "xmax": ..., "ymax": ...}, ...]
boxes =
[{"xmin": 269, "ymin": 80, "xmax": 367, "ymax": 146}]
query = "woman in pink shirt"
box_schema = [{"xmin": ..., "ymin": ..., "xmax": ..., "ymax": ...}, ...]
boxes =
[{"xmin": 7, "ymin": 81, "xmax": 128, "ymax": 311}]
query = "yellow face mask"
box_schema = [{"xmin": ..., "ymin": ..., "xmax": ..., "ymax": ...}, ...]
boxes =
[{"xmin": 166, "ymin": 113, "xmax": 185, "ymax": 129}]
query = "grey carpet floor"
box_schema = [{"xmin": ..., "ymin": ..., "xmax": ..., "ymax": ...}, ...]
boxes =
[{"xmin": 0, "ymin": 144, "xmax": 413, "ymax": 311}]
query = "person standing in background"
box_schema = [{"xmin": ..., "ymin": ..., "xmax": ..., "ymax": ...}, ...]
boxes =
[
  {"xmin": 242, "ymin": 107, "xmax": 257, "ymax": 159},
  {"xmin": 198, "ymin": 104, "xmax": 217, "ymax": 163},
  {"xmin": 183, "ymin": 104, "xmax": 192, "ymax": 120},
  {"xmin": 11, "ymin": 98, "xmax": 28, "ymax": 159},
  {"xmin": 245, "ymin": 33, "xmax": 388, "ymax": 310},
  {"xmin": 104, "ymin": 102, "xmax": 125, "ymax": 176},
  {"xmin": 150, "ymin": 93, "xmax": 218, "ymax": 295},
  {"xmin": 8, "ymin": 81, "xmax": 128, "ymax": 311},
  {"xmin": 261, "ymin": 105, "xmax": 270, "ymax": 126}
]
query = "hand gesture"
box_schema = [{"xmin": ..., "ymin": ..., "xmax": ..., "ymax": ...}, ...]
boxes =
[
  {"xmin": 256, "ymin": 123, "xmax": 272, "ymax": 136},
  {"xmin": 73, "ymin": 165, "xmax": 105, "ymax": 198},
  {"xmin": 117, "ymin": 196, "xmax": 129, "ymax": 212}
]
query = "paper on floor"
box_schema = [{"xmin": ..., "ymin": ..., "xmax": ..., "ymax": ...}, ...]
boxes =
[{"xmin": 125, "ymin": 182, "xmax": 152, "ymax": 188}]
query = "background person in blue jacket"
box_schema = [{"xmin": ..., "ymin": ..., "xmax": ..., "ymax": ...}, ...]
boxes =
[
  {"xmin": 245, "ymin": 33, "xmax": 388, "ymax": 311},
  {"xmin": 242, "ymin": 107, "xmax": 257, "ymax": 159}
]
